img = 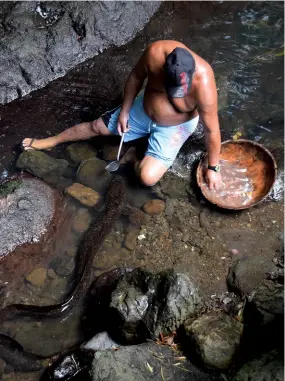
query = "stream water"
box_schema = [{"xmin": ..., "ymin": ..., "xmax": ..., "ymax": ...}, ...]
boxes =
[{"xmin": 0, "ymin": 2, "xmax": 283, "ymax": 380}]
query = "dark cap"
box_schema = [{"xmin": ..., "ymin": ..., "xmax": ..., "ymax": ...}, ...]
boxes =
[{"xmin": 164, "ymin": 47, "xmax": 196, "ymax": 98}]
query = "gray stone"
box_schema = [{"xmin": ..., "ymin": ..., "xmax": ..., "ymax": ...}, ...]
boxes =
[
  {"xmin": 76, "ymin": 158, "xmax": 112, "ymax": 194},
  {"xmin": 227, "ymin": 255, "xmax": 277, "ymax": 297},
  {"xmin": 0, "ymin": 2, "xmax": 161, "ymax": 104},
  {"xmin": 110, "ymin": 269, "xmax": 201, "ymax": 343},
  {"xmin": 16, "ymin": 151, "xmax": 69, "ymax": 183},
  {"xmin": 0, "ymin": 178, "xmax": 55, "ymax": 257},
  {"xmin": 232, "ymin": 350, "xmax": 284, "ymax": 381},
  {"xmin": 65, "ymin": 142, "xmax": 97, "ymax": 166},
  {"xmin": 90, "ymin": 342, "xmax": 223, "ymax": 381},
  {"xmin": 50, "ymin": 253, "xmax": 75, "ymax": 277},
  {"xmin": 185, "ymin": 310, "xmax": 243, "ymax": 370},
  {"xmin": 247, "ymin": 279, "xmax": 284, "ymax": 325},
  {"xmin": 82, "ymin": 332, "xmax": 119, "ymax": 352}
]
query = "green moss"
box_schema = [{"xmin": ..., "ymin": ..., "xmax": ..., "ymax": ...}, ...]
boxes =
[{"xmin": 0, "ymin": 180, "xmax": 22, "ymax": 198}]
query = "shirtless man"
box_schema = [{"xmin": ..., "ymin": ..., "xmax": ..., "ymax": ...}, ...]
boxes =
[{"xmin": 22, "ymin": 40, "xmax": 222, "ymax": 190}]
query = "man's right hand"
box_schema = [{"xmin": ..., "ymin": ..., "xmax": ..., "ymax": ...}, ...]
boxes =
[{"xmin": 117, "ymin": 111, "xmax": 130, "ymax": 136}]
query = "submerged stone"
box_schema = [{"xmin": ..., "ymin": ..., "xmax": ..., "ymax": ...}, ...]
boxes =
[
  {"xmin": 65, "ymin": 142, "xmax": 98, "ymax": 166},
  {"xmin": 76, "ymin": 158, "xmax": 112, "ymax": 194},
  {"xmin": 185, "ymin": 310, "xmax": 243, "ymax": 370},
  {"xmin": 66, "ymin": 183, "xmax": 101, "ymax": 207},
  {"xmin": 143, "ymin": 199, "xmax": 165, "ymax": 215},
  {"xmin": 82, "ymin": 332, "xmax": 119, "ymax": 352},
  {"xmin": 16, "ymin": 151, "xmax": 69, "ymax": 182},
  {"xmin": 25, "ymin": 267, "xmax": 47, "ymax": 287}
]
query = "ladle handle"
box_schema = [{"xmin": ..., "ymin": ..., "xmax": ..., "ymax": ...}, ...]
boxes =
[{"xmin": 117, "ymin": 132, "xmax": 125, "ymax": 161}]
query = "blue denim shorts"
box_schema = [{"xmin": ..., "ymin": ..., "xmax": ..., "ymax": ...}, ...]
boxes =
[{"xmin": 101, "ymin": 93, "xmax": 199, "ymax": 168}]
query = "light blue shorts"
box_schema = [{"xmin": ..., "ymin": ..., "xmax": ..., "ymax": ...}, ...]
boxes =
[{"xmin": 101, "ymin": 93, "xmax": 199, "ymax": 168}]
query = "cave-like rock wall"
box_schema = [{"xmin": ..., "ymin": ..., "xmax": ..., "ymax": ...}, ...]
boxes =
[{"xmin": 0, "ymin": 1, "xmax": 160, "ymax": 104}]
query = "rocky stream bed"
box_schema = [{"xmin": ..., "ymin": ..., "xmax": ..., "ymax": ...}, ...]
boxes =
[{"xmin": 0, "ymin": 1, "xmax": 284, "ymax": 381}]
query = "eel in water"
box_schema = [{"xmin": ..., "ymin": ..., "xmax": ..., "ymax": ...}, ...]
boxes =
[
  {"xmin": 0, "ymin": 176, "xmax": 125, "ymax": 321},
  {"xmin": 0, "ymin": 176, "xmax": 126, "ymax": 370}
]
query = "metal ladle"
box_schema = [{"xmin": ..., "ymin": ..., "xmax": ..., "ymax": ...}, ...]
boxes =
[{"xmin": 105, "ymin": 132, "xmax": 125, "ymax": 172}]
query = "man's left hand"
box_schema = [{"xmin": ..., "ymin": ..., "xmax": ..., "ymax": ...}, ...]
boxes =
[{"xmin": 205, "ymin": 169, "xmax": 223, "ymax": 191}]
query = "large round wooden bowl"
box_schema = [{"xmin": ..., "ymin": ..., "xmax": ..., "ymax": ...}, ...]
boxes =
[{"xmin": 196, "ymin": 140, "xmax": 277, "ymax": 210}]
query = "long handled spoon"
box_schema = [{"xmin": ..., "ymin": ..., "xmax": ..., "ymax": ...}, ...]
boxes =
[{"xmin": 105, "ymin": 132, "xmax": 125, "ymax": 172}]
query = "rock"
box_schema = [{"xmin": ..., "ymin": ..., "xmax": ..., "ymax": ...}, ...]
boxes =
[
  {"xmin": 0, "ymin": 357, "xmax": 6, "ymax": 375},
  {"xmin": 16, "ymin": 151, "xmax": 69, "ymax": 182},
  {"xmin": 65, "ymin": 142, "xmax": 97, "ymax": 165},
  {"xmin": 0, "ymin": 2, "xmax": 160, "ymax": 104},
  {"xmin": 245, "ymin": 279, "xmax": 284, "ymax": 325},
  {"xmin": 227, "ymin": 255, "xmax": 277, "ymax": 296},
  {"xmin": 76, "ymin": 158, "xmax": 112, "ymax": 194},
  {"xmin": 143, "ymin": 199, "xmax": 165, "ymax": 215},
  {"xmin": 66, "ymin": 183, "xmax": 100, "ymax": 208},
  {"xmin": 0, "ymin": 178, "xmax": 55, "ymax": 257},
  {"xmin": 185, "ymin": 310, "xmax": 243, "ymax": 370},
  {"xmin": 82, "ymin": 332, "xmax": 119, "ymax": 352},
  {"xmin": 72, "ymin": 208, "xmax": 92, "ymax": 233},
  {"xmin": 110, "ymin": 268, "xmax": 201, "ymax": 343},
  {"xmin": 128, "ymin": 207, "xmax": 151, "ymax": 227},
  {"xmin": 124, "ymin": 229, "xmax": 139, "ymax": 250},
  {"xmin": 90, "ymin": 342, "xmax": 223, "ymax": 381},
  {"xmin": 102, "ymin": 145, "xmax": 120, "ymax": 161},
  {"xmin": 49, "ymin": 254, "xmax": 75, "ymax": 277},
  {"xmin": 232, "ymin": 350, "xmax": 284, "ymax": 381},
  {"xmin": 25, "ymin": 267, "xmax": 47, "ymax": 287}
]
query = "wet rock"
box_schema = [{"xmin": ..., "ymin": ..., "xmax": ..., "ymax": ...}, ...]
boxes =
[
  {"xmin": 50, "ymin": 254, "xmax": 75, "ymax": 277},
  {"xmin": 0, "ymin": 2, "xmax": 160, "ymax": 104},
  {"xmin": 102, "ymin": 145, "xmax": 120, "ymax": 161},
  {"xmin": 0, "ymin": 178, "xmax": 55, "ymax": 257},
  {"xmin": 227, "ymin": 255, "xmax": 277, "ymax": 296},
  {"xmin": 82, "ymin": 332, "xmax": 119, "ymax": 351},
  {"xmin": 65, "ymin": 142, "xmax": 97, "ymax": 166},
  {"xmin": 124, "ymin": 229, "xmax": 139, "ymax": 250},
  {"xmin": 72, "ymin": 208, "xmax": 92, "ymax": 233},
  {"xmin": 77, "ymin": 158, "xmax": 112, "ymax": 194},
  {"xmin": 127, "ymin": 207, "xmax": 151, "ymax": 227},
  {"xmin": 90, "ymin": 342, "xmax": 222, "ymax": 381},
  {"xmin": 66, "ymin": 183, "xmax": 101, "ymax": 207},
  {"xmin": 110, "ymin": 268, "xmax": 201, "ymax": 343},
  {"xmin": 25, "ymin": 267, "xmax": 47, "ymax": 287},
  {"xmin": 16, "ymin": 151, "xmax": 69, "ymax": 182},
  {"xmin": 159, "ymin": 172, "xmax": 189, "ymax": 199},
  {"xmin": 143, "ymin": 199, "xmax": 165, "ymax": 215},
  {"xmin": 185, "ymin": 310, "xmax": 243, "ymax": 370},
  {"xmin": 0, "ymin": 357, "xmax": 6, "ymax": 374},
  {"xmin": 232, "ymin": 349, "xmax": 284, "ymax": 381}
]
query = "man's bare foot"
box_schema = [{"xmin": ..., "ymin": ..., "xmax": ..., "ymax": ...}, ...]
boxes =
[
  {"xmin": 120, "ymin": 146, "xmax": 138, "ymax": 164},
  {"xmin": 22, "ymin": 137, "xmax": 59, "ymax": 151}
]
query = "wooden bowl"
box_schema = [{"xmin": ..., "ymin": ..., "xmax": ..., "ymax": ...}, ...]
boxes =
[{"xmin": 196, "ymin": 140, "xmax": 277, "ymax": 210}]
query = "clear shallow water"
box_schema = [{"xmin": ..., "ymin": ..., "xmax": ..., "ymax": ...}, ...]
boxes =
[{"xmin": 0, "ymin": 1, "xmax": 283, "ymax": 378}]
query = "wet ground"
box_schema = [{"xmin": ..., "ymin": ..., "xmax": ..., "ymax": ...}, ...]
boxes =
[{"xmin": 0, "ymin": 1, "xmax": 284, "ymax": 380}]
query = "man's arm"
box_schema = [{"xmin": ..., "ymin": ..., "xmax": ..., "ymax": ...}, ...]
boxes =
[
  {"xmin": 196, "ymin": 67, "xmax": 222, "ymax": 190},
  {"xmin": 117, "ymin": 50, "xmax": 148, "ymax": 135}
]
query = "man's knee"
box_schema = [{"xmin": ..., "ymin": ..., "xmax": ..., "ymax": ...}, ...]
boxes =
[
  {"xmin": 139, "ymin": 166, "xmax": 161, "ymax": 187},
  {"xmin": 91, "ymin": 119, "xmax": 100, "ymax": 134},
  {"xmin": 91, "ymin": 117, "xmax": 111, "ymax": 136}
]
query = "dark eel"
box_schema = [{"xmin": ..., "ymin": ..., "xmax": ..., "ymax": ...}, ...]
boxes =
[{"xmin": 0, "ymin": 176, "xmax": 125, "ymax": 368}]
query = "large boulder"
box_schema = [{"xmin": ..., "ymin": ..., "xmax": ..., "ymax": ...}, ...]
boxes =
[
  {"xmin": 227, "ymin": 255, "xmax": 277, "ymax": 296},
  {"xmin": 76, "ymin": 158, "xmax": 112, "ymax": 194},
  {"xmin": 0, "ymin": 178, "xmax": 55, "ymax": 257},
  {"xmin": 16, "ymin": 151, "xmax": 70, "ymax": 184},
  {"xmin": 90, "ymin": 342, "xmax": 223, "ymax": 381},
  {"xmin": 0, "ymin": 2, "xmax": 161, "ymax": 104},
  {"xmin": 109, "ymin": 268, "xmax": 201, "ymax": 343},
  {"xmin": 232, "ymin": 350, "xmax": 284, "ymax": 381},
  {"xmin": 185, "ymin": 310, "xmax": 243, "ymax": 370}
]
